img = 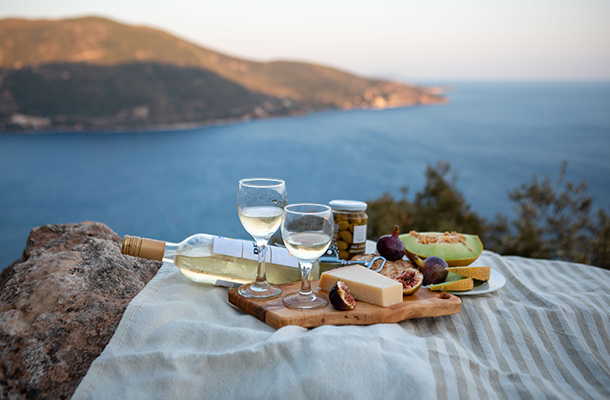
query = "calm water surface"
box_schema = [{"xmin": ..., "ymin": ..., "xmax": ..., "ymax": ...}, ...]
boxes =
[{"xmin": 1, "ymin": 81, "xmax": 609, "ymax": 269}]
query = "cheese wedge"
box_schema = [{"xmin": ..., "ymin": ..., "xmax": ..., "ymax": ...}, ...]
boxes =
[{"xmin": 318, "ymin": 266, "xmax": 403, "ymax": 307}]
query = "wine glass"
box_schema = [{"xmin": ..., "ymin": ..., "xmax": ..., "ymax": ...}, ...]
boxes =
[
  {"xmin": 281, "ymin": 203, "xmax": 334, "ymax": 309},
  {"xmin": 237, "ymin": 178, "xmax": 287, "ymax": 299}
]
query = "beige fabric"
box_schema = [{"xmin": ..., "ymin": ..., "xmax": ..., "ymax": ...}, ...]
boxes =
[{"xmin": 73, "ymin": 251, "xmax": 610, "ymax": 400}]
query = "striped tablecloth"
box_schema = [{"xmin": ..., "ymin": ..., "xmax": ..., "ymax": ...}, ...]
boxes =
[{"xmin": 72, "ymin": 250, "xmax": 610, "ymax": 399}]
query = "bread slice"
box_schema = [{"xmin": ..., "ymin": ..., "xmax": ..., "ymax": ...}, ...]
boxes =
[{"xmin": 350, "ymin": 254, "xmax": 416, "ymax": 279}]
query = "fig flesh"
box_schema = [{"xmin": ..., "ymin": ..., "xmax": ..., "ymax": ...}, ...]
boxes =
[
  {"xmin": 414, "ymin": 255, "xmax": 448, "ymax": 285},
  {"xmin": 329, "ymin": 281, "xmax": 356, "ymax": 311},
  {"xmin": 399, "ymin": 231, "xmax": 483, "ymax": 267},
  {"xmin": 391, "ymin": 268, "xmax": 423, "ymax": 295},
  {"xmin": 376, "ymin": 225, "xmax": 406, "ymax": 261}
]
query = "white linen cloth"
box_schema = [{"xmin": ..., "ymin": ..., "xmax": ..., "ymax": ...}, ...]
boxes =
[{"xmin": 72, "ymin": 251, "xmax": 610, "ymax": 400}]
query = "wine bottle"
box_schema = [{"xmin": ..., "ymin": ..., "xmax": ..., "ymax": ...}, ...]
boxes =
[{"xmin": 121, "ymin": 233, "xmax": 320, "ymax": 288}]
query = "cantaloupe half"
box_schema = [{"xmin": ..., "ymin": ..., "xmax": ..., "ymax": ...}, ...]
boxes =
[
  {"xmin": 446, "ymin": 266, "xmax": 490, "ymax": 281},
  {"xmin": 399, "ymin": 231, "xmax": 483, "ymax": 267},
  {"xmin": 428, "ymin": 277, "xmax": 474, "ymax": 292}
]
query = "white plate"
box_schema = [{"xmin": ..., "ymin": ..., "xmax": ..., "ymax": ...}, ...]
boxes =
[{"xmin": 446, "ymin": 269, "xmax": 506, "ymax": 295}]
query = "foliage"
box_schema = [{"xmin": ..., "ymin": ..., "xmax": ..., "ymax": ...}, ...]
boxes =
[
  {"xmin": 367, "ymin": 161, "xmax": 486, "ymax": 239},
  {"xmin": 367, "ymin": 160, "xmax": 610, "ymax": 269}
]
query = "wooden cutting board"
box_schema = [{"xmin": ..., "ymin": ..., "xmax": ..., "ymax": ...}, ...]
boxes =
[{"xmin": 228, "ymin": 280, "xmax": 461, "ymax": 329}]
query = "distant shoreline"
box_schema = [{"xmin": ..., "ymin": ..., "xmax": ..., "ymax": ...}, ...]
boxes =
[{"xmin": 0, "ymin": 101, "xmax": 447, "ymax": 135}]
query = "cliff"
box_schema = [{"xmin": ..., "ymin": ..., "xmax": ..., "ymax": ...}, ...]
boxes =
[{"xmin": 0, "ymin": 221, "xmax": 160, "ymax": 399}]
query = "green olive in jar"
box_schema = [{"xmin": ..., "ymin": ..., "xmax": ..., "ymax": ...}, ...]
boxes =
[
  {"xmin": 336, "ymin": 240, "xmax": 349, "ymax": 251},
  {"xmin": 337, "ymin": 220, "xmax": 350, "ymax": 231},
  {"xmin": 329, "ymin": 200, "xmax": 368, "ymax": 260}
]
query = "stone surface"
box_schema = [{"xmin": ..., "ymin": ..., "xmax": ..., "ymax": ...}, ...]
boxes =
[{"xmin": 0, "ymin": 221, "xmax": 161, "ymax": 399}]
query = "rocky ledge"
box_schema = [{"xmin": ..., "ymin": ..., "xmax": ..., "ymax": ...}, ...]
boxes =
[{"xmin": 0, "ymin": 221, "xmax": 161, "ymax": 399}]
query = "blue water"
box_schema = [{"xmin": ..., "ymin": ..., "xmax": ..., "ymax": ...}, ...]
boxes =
[{"xmin": 1, "ymin": 82, "xmax": 609, "ymax": 270}]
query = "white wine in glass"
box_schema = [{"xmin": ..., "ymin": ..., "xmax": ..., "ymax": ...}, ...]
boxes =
[
  {"xmin": 238, "ymin": 206, "xmax": 284, "ymax": 239},
  {"xmin": 281, "ymin": 203, "xmax": 333, "ymax": 309},
  {"xmin": 237, "ymin": 178, "xmax": 287, "ymax": 299}
]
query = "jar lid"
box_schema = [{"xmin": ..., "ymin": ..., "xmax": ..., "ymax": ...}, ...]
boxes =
[{"xmin": 329, "ymin": 199, "xmax": 367, "ymax": 211}]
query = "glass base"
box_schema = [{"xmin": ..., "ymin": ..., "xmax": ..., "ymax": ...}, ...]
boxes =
[
  {"xmin": 238, "ymin": 281, "xmax": 282, "ymax": 300},
  {"xmin": 282, "ymin": 291, "xmax": 328, "ymax": 309}
]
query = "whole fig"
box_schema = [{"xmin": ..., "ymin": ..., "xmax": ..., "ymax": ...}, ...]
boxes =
[
  {"xmin": 376, "ymin": 225, "xmax": 406, "ymax": 261},
  {"xmin": 414, "ymin": 255, "xmax": 448, "ymax": 285}
]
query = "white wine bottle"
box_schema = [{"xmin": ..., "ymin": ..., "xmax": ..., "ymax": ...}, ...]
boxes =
[{"xmin": 121, "ymin": 233, "xmax": 320, "ymax": 288}]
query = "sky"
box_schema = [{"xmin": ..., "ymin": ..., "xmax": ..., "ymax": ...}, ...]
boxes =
[{"xmin": 1, "ymin": 0, "xmax": 609, "ymax": 83}]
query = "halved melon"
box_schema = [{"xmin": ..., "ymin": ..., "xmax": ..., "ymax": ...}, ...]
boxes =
[{"xmin": 399, "ymin": 231, "xmax": 483, "ymax": 267}]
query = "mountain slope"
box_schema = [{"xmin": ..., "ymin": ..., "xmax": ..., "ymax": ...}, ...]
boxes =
[
  {"xmin": 0, "ymin": 16, "xmax": 446, "ymax": 131},
  {"xmin": 3, "ymin": 62, "xmax": 290, "ymax": 128}
]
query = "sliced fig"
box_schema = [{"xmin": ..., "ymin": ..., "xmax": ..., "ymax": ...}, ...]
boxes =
[
  {"xmin": 329, "ymin": 281, "xmax": 356, "ymax": 311},
  {"xmin": 391, "ymin": 268, "xmax": 423, "ymax": 295},
  {"xmin": 376, "ymin": 225, "xmax": 406, "ymax": 261},
  {"xmin": 400, "ymin": 231, "xmax": 483, "ymax": 267}
]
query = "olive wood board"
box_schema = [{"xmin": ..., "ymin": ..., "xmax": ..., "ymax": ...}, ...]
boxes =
[{"xmin": 228, "ymin": 280, "xmax": 462, "ymax": 329}]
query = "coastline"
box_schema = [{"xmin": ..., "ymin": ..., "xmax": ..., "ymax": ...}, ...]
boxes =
[{"xmin": 0, "ymin": 95, "xmax": 448, "ymax": 135}]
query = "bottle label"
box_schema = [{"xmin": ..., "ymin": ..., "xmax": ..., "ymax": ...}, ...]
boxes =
[
  {"xmin": 270, "ymin": 246, "xmax": 299, "ymax": 268},
  {"xmin": 242, "ymin": 241, "xmax": 272, "ymax": 263},
  {"xmin": 353, "ymin": 224, "xmax": 367, "ymax": 244},
  {"xmin": 215, "ymin": 279, "xmax": 242, "ymax": 289},
  {"xmin": 212, "ymin": 236, "xmax": 298, "ymax": 268},
  {"xmin": 212, "ymin": 236, "xmax": 243, "ymax": 258}
]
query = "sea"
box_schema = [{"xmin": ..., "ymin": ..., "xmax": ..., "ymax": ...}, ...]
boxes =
[{"xmin": 1, "ymin": 81, "xmax": 609, "ymax": 271}]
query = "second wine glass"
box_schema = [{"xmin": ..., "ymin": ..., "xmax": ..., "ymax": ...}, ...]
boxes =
[
  {"xmin": 281, "ymin": 203, "xmax": 334, "ymax": 309},
  {"xmin": 237, "ymin": 178, "xmax": 287, "ymax": 299}
]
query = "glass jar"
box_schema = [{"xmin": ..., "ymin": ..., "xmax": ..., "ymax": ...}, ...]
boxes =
[{"xmin": 329, "ymin": 200, "xmax": 368, "ymax": 260}]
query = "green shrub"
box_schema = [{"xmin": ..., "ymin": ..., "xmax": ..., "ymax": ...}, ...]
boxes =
[{"xmin": 366, "ymin": 160, "xmax": 610, "ymax": 269}]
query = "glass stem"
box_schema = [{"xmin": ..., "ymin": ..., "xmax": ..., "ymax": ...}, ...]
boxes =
[
  {"xmin": 254, "ymin": 239, "xmax": 268, "ymax": 286},
  {"xmin": 298, "ymin": 261, "xmax": 313, "ymax": 295}
]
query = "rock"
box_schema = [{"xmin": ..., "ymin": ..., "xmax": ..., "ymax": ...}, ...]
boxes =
[{"xmin": 0, "ymin": 221, "xmax": 161, "ymax": 399}]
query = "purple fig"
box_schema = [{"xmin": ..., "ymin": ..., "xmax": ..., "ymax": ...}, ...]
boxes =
[
  {"xmin": 414, "ymin": 255, "xmax": 448, "ymax": 285},
  {"xmin": 376, "ymin": 225, "xmax": 406, "ymax": 261}
]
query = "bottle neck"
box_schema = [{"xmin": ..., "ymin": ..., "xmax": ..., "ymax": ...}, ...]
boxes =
[
  {"xmin": 121, "ymin": 235, "xmax": 168, "ymax": 261},
  {"xmin": 162, "ymin": 242, "xmax": 179, "ymax": 259}
]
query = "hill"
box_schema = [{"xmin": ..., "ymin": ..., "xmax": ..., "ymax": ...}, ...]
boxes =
[{"xmin": 0, "ymin": 16, "xmax": 446, "ymax": 131}]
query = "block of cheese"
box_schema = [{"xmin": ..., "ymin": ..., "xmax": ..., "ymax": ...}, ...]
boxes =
[{"xmin": 318, "ymin": 265, "xmax": 403, "ymax": 307}]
